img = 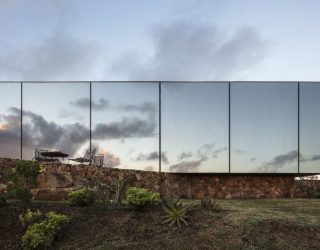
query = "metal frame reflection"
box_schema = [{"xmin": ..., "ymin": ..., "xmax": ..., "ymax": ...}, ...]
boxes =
[{"xmin": 0, "ymin": 81, "xmax": 319, "ymax": 175}]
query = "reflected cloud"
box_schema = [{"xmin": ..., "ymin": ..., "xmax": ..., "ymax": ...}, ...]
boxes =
[
  {"xmin": 100, "ymin": 149, "xmax": 120, "ymax": 168},
  {"xmin": 234, "ymin": 149, "xmax": 247, "ymax": 154},
  {"xmin": 300, "ymin": 154, "xmax": 320, "ymax": 162},
  {"xmin": 197, "ymin": 142, "xmax": 227, "ymax": 160},
  {"xmin": 170, "ymin": 142, "xmax": 227, "ymax": 172},
  {"xmin": 259, "ymin": 150, "xmax": 298, "ymax": 172},
  {"xmin": 169, "ymin": 159, "xmax": 203, "ymax": 172},
  {"xmin": 135, "ymin": 151, "xmax": 168, "ymax": 164},
  {"xmin": 57, "ymin": 110, "xmax": 84, "ymax": 121},
  {"xmin": 93, "ymin": 116, "xmax": 156, "ymax": 140},
  {"xmin": 119, "ymin": 102, "xmax": 157, "ymax": 115},
  {"xmin": 177, "ymin": 151, "xmax": 192, "ymax": 161},
  {"xmin": 0, "ymin": 106, "xmax": 158, "ymax": 159},
  {"xmin": 71, "ymin": 97, "xmax": 109, "ymax": 111},
  {"xmin": 0, "ymin": 108, "xmax": 21, "ymax": 158}
]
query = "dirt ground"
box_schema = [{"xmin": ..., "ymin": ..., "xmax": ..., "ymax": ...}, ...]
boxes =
[{"xmin": 0, "ymin": 199, "xmax": 320, "ymax": 249}]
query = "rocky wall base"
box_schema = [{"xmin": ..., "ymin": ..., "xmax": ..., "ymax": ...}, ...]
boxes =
[{"xmin": 0, "ymin": 158, "xmax": 319, "ymax": 200}]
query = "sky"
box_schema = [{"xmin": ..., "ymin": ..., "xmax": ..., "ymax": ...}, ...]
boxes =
[
  {"xmin": 0, "ymin": 0, "xmax": 320, "ymax": 80},
  {"xmin": 0, "ymin": 1, "xmax": 320, "ymax": 173}
]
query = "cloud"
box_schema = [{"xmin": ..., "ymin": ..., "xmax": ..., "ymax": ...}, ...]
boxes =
[
  {"xmin": 57, "ymin": 110, "xmax": 84, "ymax": 121},
  {"xmin": 119, "ymin": 102, "xmax": 157, "ymax": 117},
  {"xmin": 135, "ymin": 151, "xmax": 169, "ymax": 164},
  {"xmin": 197, "ymin": 142, "xmax": 227, "ymax": 160},
  {"xmin": 177, "ymin": 151, "xmax": 192, "ymax": 160},
  {"xmin": 169, "ymin": 159, "xmax": 203, "ymax": 173},
  {"xmin": 0, "ymin": 106, "xmax": 157, "ymax": 159},
  {"xmin": 0, "ymin": 108, "xmax": 21, "ymax": 158},
  {"xmin": 261, "ymin": 150, "xmax": 298, "ymax": 172},
  {"xmin": 234, "ymin": 149, "xmax": 246, "ymax": 154},
  {"xmin": 90, "ymin": 100, "xmax": 158, "ymax": 140},
  {"xmin": 93, "ymin": 116, "xmax": 156, "ymax": 140},
  {"xmin": 71, "ymin": 97, "xmax": 109, "ymax": 111},
  {"xmin": 109, "ymin": 20, "xmax": 269, "ymax": 80},
  {"xmin": 300, "ymin": 154, "xmax": 320, "ymax": 162},
  {"xmin": 170, "ymin": 142, "xmax": 227, "ymax": 172},
  {"xmin": 0, "ymin": 1, "xmax": 101, "ymax": 81},
  {"xmin": 21, "ymin": 108, "xmax": 90, "ymax": 157},
  {"xmin": 0, "ymin": 29, "xmax": 101, "ymax": 80},
  {"xmin": 102, "ymin": 151, "xmax": 120, "ymax": 168},
  {"xmin": 70, "ymin": 98, "xmax": 157, "ymax": 118}
]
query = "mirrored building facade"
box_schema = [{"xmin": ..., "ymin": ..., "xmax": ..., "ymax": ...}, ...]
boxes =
[{"xmin": 0, "ymin": 81, "xmax": 319, "ymax": 174}]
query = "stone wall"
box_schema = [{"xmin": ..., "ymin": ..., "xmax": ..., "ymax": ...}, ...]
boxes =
[{"xmin": 0, "ymin": 158, "xmax": 319, "ymax": 200}]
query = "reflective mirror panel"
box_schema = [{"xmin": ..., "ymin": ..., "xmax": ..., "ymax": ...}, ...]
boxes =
[
  {"xmin": 161, "ymin": 82, "xmax": 229, "ymax": 173},
  {"xmin": 0, "ymin": 83, "xmax": 21, "ymax": 159},
  {"xmin": 22, "ymin": 83, "xmax": 90, "ymax": 161},
  {"xmin": 300, "ymin": 83, "xmax": 320, "ymax": 173},
  {"xmin": 92, "ymin": 82, "xmax": 159, "ymax": 171},
  {"xmin": 231, "ymin": 82, "xmax": 298, "ymax": 173}
]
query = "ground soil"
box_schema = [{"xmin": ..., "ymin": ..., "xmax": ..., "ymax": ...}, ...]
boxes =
[{"xmin": 1, "ymin": 199, "xmax": 320, "ymax": 249}]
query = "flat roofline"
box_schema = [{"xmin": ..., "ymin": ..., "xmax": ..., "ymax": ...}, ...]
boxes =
[{"xmin": 1, "ymin": 81, "xmax": 320, "ymax": 83}]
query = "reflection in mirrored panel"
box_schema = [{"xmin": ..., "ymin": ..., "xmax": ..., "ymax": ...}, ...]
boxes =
[
  {"xmin": 92, "ymin": 82, "xmax": 159, "ymax": 171},
  {"xmin": 231, "ymin": 82, "xmax": 298, "ymax": 173},
  {"xmin": 162, "ymin": 82, "xmax": 229, "ymax": 173},
  {"xmin": 0, "ymin": 83, "xmax": 21, "ymax": 159},
  {"xmin": 300, "ymin": 83, "xmax": 320, "ymax": 173},
  {"xmin": 22, "ymin": 83, "xmax": 90, "ymax": 161}
]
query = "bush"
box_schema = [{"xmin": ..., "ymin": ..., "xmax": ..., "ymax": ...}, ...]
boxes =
[
  {"xmin": 11, "ymin": 186, "xmax": 33, "ymax": 203},
  {"xmin": 200, "ymin": 198, "xmax": 221, "ymax": 211},
  {"xmin": 126, "ymin": 187, "xmax": 161, "ymax": 207},
  {"xmin": 21, "ymin": 211, "xmax": 69, "ymax": 250},
  {"xmin": 68, "ymin": 188, "xmax": 96, "ymax": 206},
  {"xmin": 19, "ymin": 209, "xmax": 43, "ymax": 227},
  {"xmin": 314, "ymin": 191, "xmax": 320, "ymax": 198},
  {"xmin": 5, "ymin": 160, "xmax": 40, "ymax": 203},
  {"xmin": 15, "ymin": 161, "xmax": 40, "ymax": 188},
  {"xmin": 0, "ymin": 194, "xmax": 6, "ymax": 207}
]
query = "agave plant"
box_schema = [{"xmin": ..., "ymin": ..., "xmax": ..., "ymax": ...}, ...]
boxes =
[{"xmin": 161, "ymin": 199, "xmax": 191, "ymax": 228}]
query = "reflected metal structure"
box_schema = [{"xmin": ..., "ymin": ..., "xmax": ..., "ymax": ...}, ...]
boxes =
[{"xmin": 0, "ymin": 81, "xmax": 319, "ymax": 175}]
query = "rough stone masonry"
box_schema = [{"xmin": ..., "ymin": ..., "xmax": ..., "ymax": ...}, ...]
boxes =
[{"xmin": 0, "ymin": 158, "xmax": 319, "ymax": 200}]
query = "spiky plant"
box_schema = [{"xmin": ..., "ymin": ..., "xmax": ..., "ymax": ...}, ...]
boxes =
[
  {"xmin": 161, "ymin": 199, "xmax": 191, "ymax": 228},
  {"xmin": 200, "ymin": 198, "xmax": 221, "ymax": 211},
  {"xmin": 113, "ymin": 175, "xmax": 136, "ymax": 207}
]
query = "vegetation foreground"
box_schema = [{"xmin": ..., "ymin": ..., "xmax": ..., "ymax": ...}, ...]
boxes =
[{"xmin": 0, "ymin": 199, "xmax": 319, "ymax": 250}]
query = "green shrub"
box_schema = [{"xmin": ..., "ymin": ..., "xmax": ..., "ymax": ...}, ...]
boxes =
[
  {"xmin": 15, "ymin": 161, "xmax": 40, "ymax": 188},
  {"xmin": 19, "ymin": 209, "xmax": 43, "ymax": 227},
  {"xmin": 22, "ymin": 220, "xmax": 53, "ymax": 250},
  {"xmin": 0, "ymin": 194, "xmax": 6, "ymax": 207},
  {"xmin": 314, "ymin": 191, "xmax": 320, "ymax": 198},
  {"xmin": 5, "ymin": 160, "xmax": 40, "ymax": 203},
  {"xmin": 126, "ymin": 187, "xmax": 161, "ymax": 207},
  {"xmin": 68, "ymin": 188, "xmax": 96, "ymax": 206},
  {"xmin": 11, "ymin": 186, "xmax": 33, "ymax": 203},
  {"xmin": 21, "ymin": 211, "xmax": 70, "ymax": 250}
]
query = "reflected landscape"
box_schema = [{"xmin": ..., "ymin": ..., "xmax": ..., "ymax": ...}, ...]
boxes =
[{"xmin": 0, "ymin": 82, "xmax": 319, "ymax": 173}]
